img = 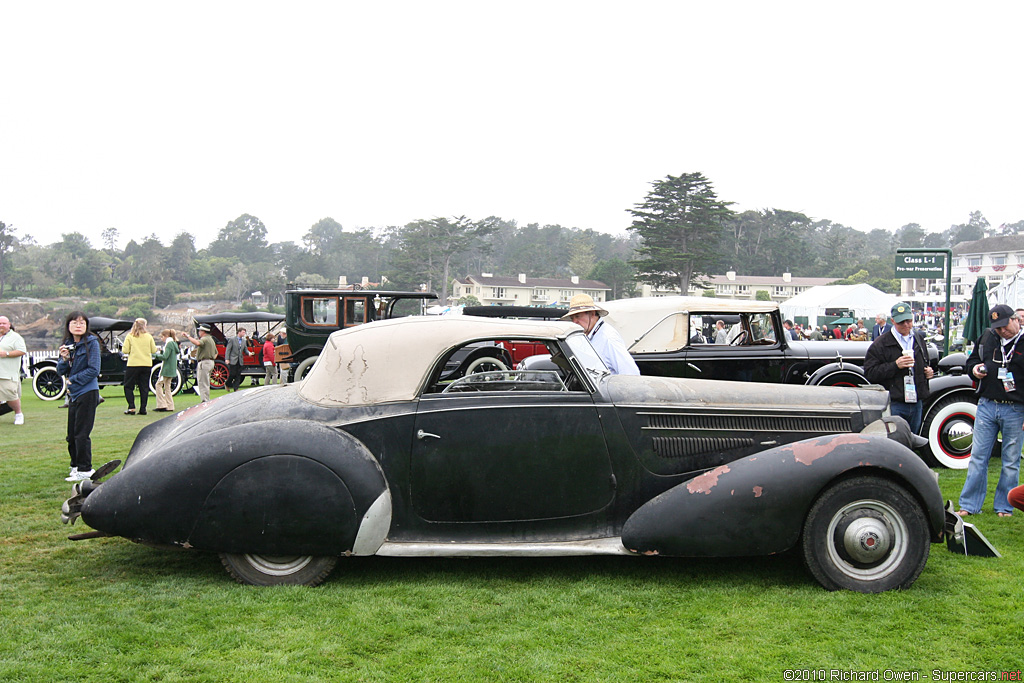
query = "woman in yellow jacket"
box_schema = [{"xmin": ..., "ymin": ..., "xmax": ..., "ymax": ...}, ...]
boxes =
[{"xmin": 121, "ymin": 318, "xmax": 157, "ymax": 415}]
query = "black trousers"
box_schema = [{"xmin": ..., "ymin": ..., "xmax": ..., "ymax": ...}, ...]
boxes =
[
  {"xmin": 123, "ymin": 366, "xmax": 150, "ymax": 411},
  {"xmin": 228, "ymin": 363, "xmax": 244, "ymax": 391},
  {"xmin": 67, "ymin": 389, "xmax": 99, "ymax": 472}
]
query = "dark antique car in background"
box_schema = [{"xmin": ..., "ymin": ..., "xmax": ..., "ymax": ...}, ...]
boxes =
[
  {"xmin": 30, "ymin": 316, "xmax": 183, "ymax": 401},
  {"xmin": 63, "ymin": 316, "xmax": 951, "ymax": 593},
  {"xmin": 599, "ymin": 297, "xmax": 975, "ymax": 469},
  {"xmin": 281, "ymin": 288, "xmax": 437, "ymax": 381}
]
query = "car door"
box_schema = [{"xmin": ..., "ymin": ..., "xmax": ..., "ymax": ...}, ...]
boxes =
[{"xmin": 410, "ymin": 385, "xmax": 615, "ymax": 527}]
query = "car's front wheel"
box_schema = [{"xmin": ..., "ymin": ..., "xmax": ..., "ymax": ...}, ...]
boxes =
[
  {"xmin": 801, "ymin": 476, "xmax": 930, "ymax": 593},
  {"xmin": 32, "ymin": 367, "xmax": 67, "ymax": 401},
  {"xmin": 219, "ymin": 553, "xmax": 337, "ymax": 587}
]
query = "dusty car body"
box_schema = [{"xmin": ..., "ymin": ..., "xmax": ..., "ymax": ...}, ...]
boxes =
[{"xmin": 64, "ymin": 316, "xmax": 948, "ymax": 593}]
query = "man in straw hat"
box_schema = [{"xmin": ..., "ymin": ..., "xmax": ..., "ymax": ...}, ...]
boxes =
[
  {"xmin": 180, "ymin": 324, "xmax": 218, "ymax": 403},
  {"xmin": 561, "ymin": 294, "xmax": 639, "ymax": 375}
]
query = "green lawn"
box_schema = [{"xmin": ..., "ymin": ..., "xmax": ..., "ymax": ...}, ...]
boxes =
[{"xmin": 1, "ymin": 385, "xmax": 1022, "ymax": 682}]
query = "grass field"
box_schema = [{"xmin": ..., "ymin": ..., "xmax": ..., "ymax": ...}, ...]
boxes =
[{"xmin": 1, "ymin": 384, "xmax": 1022, "ymax": 682}]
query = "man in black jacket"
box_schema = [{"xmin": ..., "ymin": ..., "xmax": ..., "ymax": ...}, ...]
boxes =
[
  {"xmin": 957, "ymin": 304, "xmax": 1024, "ymax": 518},
  {"xmin": 863, "ymin": 302, "xmax": 934, "ymax": 433}
]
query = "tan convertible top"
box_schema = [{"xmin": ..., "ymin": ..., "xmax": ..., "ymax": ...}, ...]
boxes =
[
  {"xmin": 603, "ymin": 296, "xmax": 778, "ymax": 353},
  {"xmin": 299, "ymin": 315, "xmax": 581, "ymax": 406}
]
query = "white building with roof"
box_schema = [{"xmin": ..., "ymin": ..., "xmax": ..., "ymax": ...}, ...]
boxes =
[
  {"xmin": 640, "ymin": 271, "xmax": 837, "ymax": 303},
  {"xmin": 899, "ymin": 236, "xmax": 1024, "ymax": 307},
  {"xmin": 450, "ymin": 273, "xmax": 610, "ymax": 307}
]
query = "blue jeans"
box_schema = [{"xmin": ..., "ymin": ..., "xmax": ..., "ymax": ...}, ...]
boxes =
[
  {"xmin": 890, "ymin": 400, "xmax": 924, "ymax": 434},
  {"xmin": 959, "ymin": 398, "xmax": 1024, "ymax": 514}
]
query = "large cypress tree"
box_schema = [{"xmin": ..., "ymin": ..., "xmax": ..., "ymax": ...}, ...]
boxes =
[{"xmin": 627, "ymin": 172, "xmax": 733, "ymax": 293}]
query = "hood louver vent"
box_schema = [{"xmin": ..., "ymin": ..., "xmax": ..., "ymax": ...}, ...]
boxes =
[{"xmin": 643, "ymin": 412, "xmax": 852, "ymax": 434}]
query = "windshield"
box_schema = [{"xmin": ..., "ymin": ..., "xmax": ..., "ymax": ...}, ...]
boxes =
[{"xmin": 565, "ymin": 332, "xmax": 610, "ymax": 382}]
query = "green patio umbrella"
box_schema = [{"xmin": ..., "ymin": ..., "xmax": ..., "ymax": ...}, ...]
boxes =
[{"xmin": 962, "ymin": 277, "xmax": 989, "ymax": 344}]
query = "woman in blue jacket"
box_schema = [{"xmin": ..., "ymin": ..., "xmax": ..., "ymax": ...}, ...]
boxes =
[{"xmin": 56, "ymin": 311, "xmax": 101, "ymax": 482}]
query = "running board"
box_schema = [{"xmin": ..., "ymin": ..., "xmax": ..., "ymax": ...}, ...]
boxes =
[{"xmin": 375, "ymin": 538, "xmax": 633, "ymax": 557}]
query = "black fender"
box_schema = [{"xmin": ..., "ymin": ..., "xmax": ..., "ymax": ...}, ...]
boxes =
[
  {"xmin": 29, "ymin": 358, "xmax": 58, "ymax": 373},
  {"xmin": 621, "ymin": 433, "xmax": 944, "ymax": 558},
  {"xmin": 925, "ymin": 373, "xmax": 975, "ymax": 403},
  {"xmin": 805, "ymin": 362, "xmax": 867, "ymax": 387},
  {"xmin": 81, "ymin": 420, "xmax": 388, "ymax": 556}
]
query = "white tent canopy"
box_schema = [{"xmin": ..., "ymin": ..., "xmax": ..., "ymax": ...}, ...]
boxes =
[
  {"xmin": 780, "ymin": 284, "xmax": 903, "ymax": 329},
  {"xmin": 986, "ymin": 271, "xmax": 1024, "ymax": 310}
]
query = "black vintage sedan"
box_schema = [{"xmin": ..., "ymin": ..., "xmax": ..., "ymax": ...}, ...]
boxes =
[{"xmin": 63, "ymin": 316, "xmax": 949, "ymax": 592}]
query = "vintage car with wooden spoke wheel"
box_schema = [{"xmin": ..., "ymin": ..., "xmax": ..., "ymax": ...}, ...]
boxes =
[
  {"xmin": 190, "ymin": 312, "xmax": 286, "ymax": 387},
  {"xmin": 29, "ymin": 316, "xmax": 182, "ymax": 401},
  {"xmin": 62, "ymin": 316, "xmax": 954, "ymax": 592}
]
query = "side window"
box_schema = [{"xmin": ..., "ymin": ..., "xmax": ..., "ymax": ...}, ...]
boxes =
[
  {"xmin": 344, "ymin": 298, "xmax": 368, "ymax": 327},
  {"xmin": 301, "ymin": 297, "xmax": 339, "ymax": 326},
  {"xmin": 748, "ymin": 313, "xmax": 778, "ymax": 343}
]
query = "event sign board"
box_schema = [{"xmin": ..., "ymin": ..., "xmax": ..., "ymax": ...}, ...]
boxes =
[{"xmin": 895, "ymin": 253, "xmax": 946, "ymax": 278}]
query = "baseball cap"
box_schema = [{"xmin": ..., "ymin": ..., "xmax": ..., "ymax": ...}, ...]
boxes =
[{"xmin": 989, "ymin": 304, "xmax": 1015, "ymax": 328}]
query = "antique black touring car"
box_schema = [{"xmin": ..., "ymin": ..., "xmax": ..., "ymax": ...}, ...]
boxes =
[
  {"xmin": 599, "ymin": 297, "xmax": 977, "ymax": 469},
  {"xmin": 30, "ymin": 316, "xmax": 183, "ymax": 400},
  {"xmin": 63, "ymin": 316, "xmax": 951, "ymax": 592}
]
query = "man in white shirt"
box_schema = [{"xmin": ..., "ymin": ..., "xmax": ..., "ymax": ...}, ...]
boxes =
[
  {"xmin": 562, "ymin": 294, "xmax": 640, "ymax": 376},
  {"xmin": 0, "ymin": 316, "xmax": 27, "ymax": 424}
]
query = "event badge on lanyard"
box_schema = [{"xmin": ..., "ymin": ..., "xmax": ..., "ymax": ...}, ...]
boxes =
[
  {"xmin": 998, "ymin": 334, "xmax": 1019, "ymax": 393},
  {"xmin": 900, "ymin": 337, "xmax": 916, "ymax": 403}
]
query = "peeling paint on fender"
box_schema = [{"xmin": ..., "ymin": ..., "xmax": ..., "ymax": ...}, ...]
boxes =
[
  {"xmin": 790, "ymin": 433, "xmax": 871, "ymax": 466},
  {"xmin": 686, "ymin": 465, "xmax": 731, "ymax": 494},
  {"xmin": 753, "ymin": 486, "xmax": 763, "ymax": 498}
]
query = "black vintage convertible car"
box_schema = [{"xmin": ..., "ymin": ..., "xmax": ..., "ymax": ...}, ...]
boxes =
[{"xmin": 63, "ymin": 316, "xmax": 951, "ymax": 592}]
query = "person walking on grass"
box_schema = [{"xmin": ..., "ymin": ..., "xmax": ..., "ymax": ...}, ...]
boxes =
[
  {"xmin": 56, "ymin": 312, "xmax": 101, "ymax": 482},
  {"xmin": 180, "ymin": 324, "xmax": 217, "ymax": 402},
  {"xmin": 152, "ymin": 329, "xmax": 179, "ymax": 412},
  {"xmin": 0, "ymin": 315, "xmax": 27, "ymax": 425},
  {"xmin": 121, "ymin": 318, "xmax": 157, "ymax": 415}
]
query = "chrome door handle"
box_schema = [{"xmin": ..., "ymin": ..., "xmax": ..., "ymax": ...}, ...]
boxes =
[{"xmin": 417, "ymin": 429, "xmax": 440, "ymax": 440}]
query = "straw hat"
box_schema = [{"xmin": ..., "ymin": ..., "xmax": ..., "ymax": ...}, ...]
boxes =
[{"xmin": 561, "ymin": 294, "xmax": 608, "ymax": 319}]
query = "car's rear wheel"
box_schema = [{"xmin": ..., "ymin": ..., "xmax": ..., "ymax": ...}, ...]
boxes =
[
  {"xmin": 148, "ymin": 364, "xmax": 183, "ymax": 396},
  {"xmin": 921, "ymin": 395, "xmax": 976, "ymax": 469},
  {"xmin": 801, "ymin": 476, "xmax": 930, "ymax": 593},
  {"xmin": 219, "ymin": 553, "xmax": 337, "ymax": 586},
  {"xmin": 32, "ymin": 367, "xmax": 67, "ymax": 401},
  {"xmin": 210, "ymin": 362, "xmax": 229, "ymax": 389},
  {"xmin": 293, "ymin": 356, "xmax": 317, "ymax": 382}
]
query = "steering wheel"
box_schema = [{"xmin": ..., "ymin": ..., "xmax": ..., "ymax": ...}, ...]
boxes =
[{"xmin": 729, "ymin": 330, "xmax": 748, "ymax": 346}]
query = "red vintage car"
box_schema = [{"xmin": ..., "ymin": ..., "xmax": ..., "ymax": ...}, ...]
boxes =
[{"xmin": 190, "ymin": 312, "xmax": 285, "ymax": 389}]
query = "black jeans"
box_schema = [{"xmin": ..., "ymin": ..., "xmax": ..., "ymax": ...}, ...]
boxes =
[
  {"xmin": 228, "ymin": 363, "xmax": 244, "ymax": 391},
  {"xmin": 67, "ymin": 389, "xmax": 99, "ymax": 472},
  {"xmin": 123, "ymin": 366, "xmax": 150, "ymax": 411}
]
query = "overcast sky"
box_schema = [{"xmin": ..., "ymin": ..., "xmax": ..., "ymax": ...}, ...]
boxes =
[{"xmin": 3, "ymin": 2, "xmax": 1023, "ymax": 251}]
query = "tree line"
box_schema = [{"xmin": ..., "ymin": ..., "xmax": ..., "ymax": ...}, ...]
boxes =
[{"xmin": 1, "ymin": 174, "xmax": 1017, "ymax": 318}]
